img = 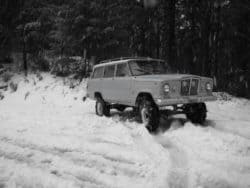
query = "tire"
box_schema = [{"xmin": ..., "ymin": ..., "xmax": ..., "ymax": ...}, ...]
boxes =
[
  {"xmin": 95, "ymin": 97, "xmax": 110, "ymax": 117},
  {"xmin": 185, "ymin": 103, "xmax": 207, "ymax": 124},
  {"xmin": 138, "ymin": 98, "xmax": 160, "ymax": 132}
]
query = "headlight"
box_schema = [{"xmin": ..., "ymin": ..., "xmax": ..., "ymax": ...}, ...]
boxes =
[
  {"xmin": 206, "ymin": 83, "xmax": 212, "ymax": 91},
  {"xmin": 164, "ymin": 84, "xmax": 170, "ymax": 93}
]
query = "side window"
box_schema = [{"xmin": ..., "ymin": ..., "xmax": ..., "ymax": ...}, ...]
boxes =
[
  {"xmin": 116, "ymin": 63, "xmax": 130, "ymax": 77},
  {"xmin": 104, "ymin": 65, "xmax": 115, "ymax": 78},
  {"xmin": 92, "ymin": 67, "xmax": 104, "ymax": 79}
]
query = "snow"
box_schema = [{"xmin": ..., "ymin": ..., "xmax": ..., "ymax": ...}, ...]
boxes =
[{"xmin": 0, "ymin": 73, "xmax": 250, "ymax": 188}]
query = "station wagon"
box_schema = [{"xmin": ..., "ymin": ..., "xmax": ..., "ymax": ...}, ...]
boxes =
[{"xmin": 87, "ymin": 57, "xmax": 216, "ymax": 132}]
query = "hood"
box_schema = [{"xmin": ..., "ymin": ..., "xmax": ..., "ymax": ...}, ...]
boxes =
[{"xmin": 133, "ymin": 74, "xmax": 203, "ymax": 82}]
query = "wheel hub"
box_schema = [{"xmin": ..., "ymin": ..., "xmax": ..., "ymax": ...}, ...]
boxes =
[
  {"xmin": 97, "ymin": 102, "xmax": 103, "ymax": 115},
  {"xmin": 141, "ymin": 108, "xmax": 150, "ymax": 125}
]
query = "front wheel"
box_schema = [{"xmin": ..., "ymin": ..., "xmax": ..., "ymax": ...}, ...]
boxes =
[
  {"xmin": 184, "ymin": 103, "xmax": 207, "ymax": 124},
  {"xmin": 138, "ymin": 98, "xmax": 160, "ymax": 132},
  {"xmin": 95, "ymin": 97, "xmax": 110, "ymax": 117}
]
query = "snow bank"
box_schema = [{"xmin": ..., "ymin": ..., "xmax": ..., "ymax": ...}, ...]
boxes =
[{"xmin": 0, "ymin": 73, "xmax": 249, "ymax": 188}]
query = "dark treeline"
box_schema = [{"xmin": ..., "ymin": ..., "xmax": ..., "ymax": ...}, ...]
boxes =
[{"xmin": 0, "ymin": 0, "xmax": 249, "ymax": 97}]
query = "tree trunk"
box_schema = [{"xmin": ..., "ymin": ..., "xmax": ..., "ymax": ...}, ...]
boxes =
[
  {"xmin": 156, "ymin": 20, "xmax": 160, "ymax": 58},
  {"xmin": 83, "ymin": 48, "xmax": 87, "ymax": 78},
  {"xmin": 140, "ymin": 25, "xmax": 146, "ymax": 56},
  {"xmin": 190, "ymin": 5, "xmax": 196, "ymax": 74},
  {"xmin": 214, "ymin": 4, "xmax": 221, "ymax": 89},
  {"xmin": 22, "ymin": 31, "xmax": 27, "ymax": 76},
  {"xmin": 164, "ymin": 0, "xmax": 176, "ymax": 66},
  {"xmin": 202, "ymin": 6, "xmax": 211, "ymax": 77}
]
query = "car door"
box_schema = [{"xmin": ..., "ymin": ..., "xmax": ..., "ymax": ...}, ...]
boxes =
[
  {"xmin": 102, "ymin": 64, "xmax": 116, "ymax": 102},
  {"xmin": 112, "ymin": 62, "xmax": 132, "ymax": 105},
  {"xmin": 87, "ymin": 66, "xmax": 104, "ymax": 99}
]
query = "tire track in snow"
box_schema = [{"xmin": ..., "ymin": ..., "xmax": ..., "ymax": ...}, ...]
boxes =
[
  {"xmin": 0, "ymin": 135, "xmax": 147, "ymax": 188},
  {"xmin": 155, "ymin": 136, "xmax": 189, "ymax": 188},
  {"xmin": 123, "ymin": 116, "xmax": 190, "ymax": 188},
  {"xmin": 0, "ymin": 135, "xmax": 139, "ymax": 171},
  {"xmin": 0, "ymin": 141, "xmax": 105, "ymax": 188},
  {"xmin": 122, "ymin": 121, "xmax": 189, "ymax": 188}
]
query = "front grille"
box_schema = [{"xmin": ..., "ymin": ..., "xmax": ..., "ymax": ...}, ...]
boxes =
[
  {"xmin": 190, "ymin": 79, "xmax": 199, "ymax": 95},
  {"xmin": 181, "ymin": 78, "xmax": 199, "ymax": 96},
  {"xmin": 181, "ymin": 80, "xmax": 190, "ymax": 96}
]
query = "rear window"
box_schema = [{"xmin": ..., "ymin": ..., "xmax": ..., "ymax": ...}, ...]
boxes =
[
  {"xmin": 104, "ymin": 65, "xmax": 115, "ymax": 78},
  {"xmin": 92, "ymin": 66, "xmax": 104, "ymax": 79}
]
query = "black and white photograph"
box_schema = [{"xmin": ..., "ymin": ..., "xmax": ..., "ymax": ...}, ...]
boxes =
[{"xmin": 0, "ymin": 0, "xmax": 250, "ymax": 187}]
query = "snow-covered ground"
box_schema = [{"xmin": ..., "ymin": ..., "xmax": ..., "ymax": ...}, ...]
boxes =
[{"xmin": 0, "ymin": 73, "xmax": 249, "ymax": 188}]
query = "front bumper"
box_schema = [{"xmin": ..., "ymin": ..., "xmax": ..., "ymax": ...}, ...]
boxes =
[{"xmin": 155, "ymin": 95, "xmax": 217, "ymax": 107}]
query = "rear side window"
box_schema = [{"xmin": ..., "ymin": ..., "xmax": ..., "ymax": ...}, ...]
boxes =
[
  {"xmin": 92, "ymin": 67, "xmax": 104, "ymax": 79},
  {"xmin": 104, "ymin": 65, "xmax": 115, "ymax": 78},
  {"xmin": 116, "ymin": 63, "xmax": 130, "ymax": 77}
]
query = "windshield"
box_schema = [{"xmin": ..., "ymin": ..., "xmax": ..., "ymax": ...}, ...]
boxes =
[{"xmin": 129, "ymin": 60, "xmax": 171, "ymax": 76}]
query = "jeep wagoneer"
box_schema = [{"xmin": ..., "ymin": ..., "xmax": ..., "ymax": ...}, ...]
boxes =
[{"xmin": 87, "ymin": 57, "xmax": 216, "ymax": 132}]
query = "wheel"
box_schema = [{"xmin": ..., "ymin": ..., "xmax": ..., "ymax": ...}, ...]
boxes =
[
  {"xmin": 138, "ymin": 98, "xmax": 160, "ymax": 132},
  {"xmin": 185, "ymin": 103, "xmax": 207, "ymax": 124},
  {"xmin": 95, "ymin": 97, "xmax": 110, "ymax": 117}
]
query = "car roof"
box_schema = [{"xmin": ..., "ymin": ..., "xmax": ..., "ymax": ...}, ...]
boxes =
[{"xmin": 94, "ymin": 57, "xmax": 164, "ymax": 69}]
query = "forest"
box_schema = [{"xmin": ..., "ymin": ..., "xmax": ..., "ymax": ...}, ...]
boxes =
[{"xmin": 0, "ymin": 0, "xmax": 249, "ymax": 97}]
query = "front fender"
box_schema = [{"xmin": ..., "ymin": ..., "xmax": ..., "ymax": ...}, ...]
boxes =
[{"xmin": 131, "ymin": 81, "xmax": 162, "ymax": 106}]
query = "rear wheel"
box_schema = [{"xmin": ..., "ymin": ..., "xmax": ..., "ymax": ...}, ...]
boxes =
[
  {"xmin": 95, "ymin": 97, "xmax": 110, "ymax": 117},
  {"xmin": 138, "ymin": 98, "xmax": 160, "ymax": 132},
  {"xmin": 184, "ymin": 103, "xmax": 207, "ymax": 124}
]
